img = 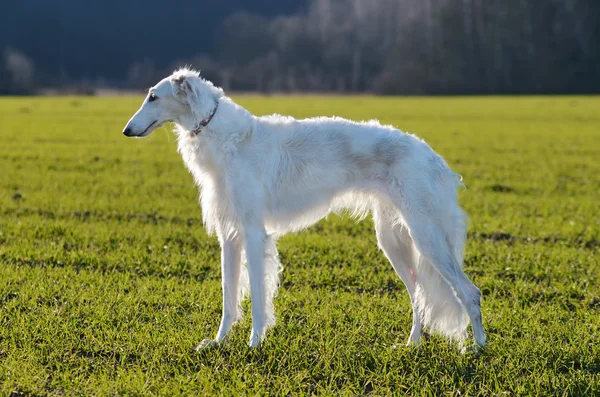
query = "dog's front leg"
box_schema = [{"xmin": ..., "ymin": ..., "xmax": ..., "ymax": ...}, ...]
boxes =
[
  {"xmin": 196, "ymin": 236, "xmax": 242, "ymax": 351},
  {"xmin": 243, "ymin": 223, "xmax": 267, "ymax": 347},
  {"xmin": 215, "ymin": 236, "xmax": 243, "ymax": 342}
]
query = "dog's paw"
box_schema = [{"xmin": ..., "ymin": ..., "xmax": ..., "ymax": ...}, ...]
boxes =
[
  {"xmin": 465, "ymin": 342, "xmax": 486, "ymax": 355},
  {"xmin": 195, "ymin": 339, "xmax": 219, "ymax": 351},
  {"xmin": 394, "ymin": 332, "xmax": 430, "ymax": 349},
  {"xmin": 248, "ymin": 333, "xmax": 262, "ymax": 348}
]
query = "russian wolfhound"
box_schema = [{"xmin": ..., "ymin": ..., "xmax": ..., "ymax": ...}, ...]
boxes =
[{"xmin": 123, "ymin": 68, "xmax": 486, "ymax": 350}]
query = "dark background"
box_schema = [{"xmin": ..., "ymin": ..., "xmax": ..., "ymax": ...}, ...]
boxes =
[{"xmin": 1, "ymin": 0, "xmax": 598, "ymax": 94}]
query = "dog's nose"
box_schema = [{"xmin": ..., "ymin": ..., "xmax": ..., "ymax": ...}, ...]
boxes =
[{"xmin": 123, "ymin": 127, "xmax": 133, "ymax": 136}]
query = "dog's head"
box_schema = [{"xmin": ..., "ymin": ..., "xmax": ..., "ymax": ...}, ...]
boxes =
[{"xmin": 123, "ymin": 68, "xmax": 222, "ymax": 137}]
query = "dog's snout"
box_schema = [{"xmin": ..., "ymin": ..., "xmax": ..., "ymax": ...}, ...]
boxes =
[{"xmin": 123, "ymin": 127, "xmax": 133, "ymax": 136}]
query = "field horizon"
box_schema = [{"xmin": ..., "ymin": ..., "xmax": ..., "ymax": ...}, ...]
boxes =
[{"xmin": 1, "ymin": 95, "xmax": 599, "ymax": 395}]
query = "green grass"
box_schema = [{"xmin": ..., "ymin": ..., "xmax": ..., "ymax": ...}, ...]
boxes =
[{"xmin": 0, "ymin": 95, "xmax": 599, "ymax": 396}]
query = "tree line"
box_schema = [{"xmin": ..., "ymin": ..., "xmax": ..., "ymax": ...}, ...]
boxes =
[{"xmin": 2, "ymin": 0, "xmax": 598, "ymax": 95}]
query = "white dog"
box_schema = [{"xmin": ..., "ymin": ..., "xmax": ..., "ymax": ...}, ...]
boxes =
[{"xmin": 123, "ymin": 68, "xmax": 486, "ymax": 350}]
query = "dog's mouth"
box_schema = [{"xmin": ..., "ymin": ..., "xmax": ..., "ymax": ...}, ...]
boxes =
[{"xmin": 138, "ymin": 120, "xmax": 158, "ymax": 137}]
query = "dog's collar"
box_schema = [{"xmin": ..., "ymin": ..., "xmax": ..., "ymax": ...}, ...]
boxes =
[{"xmin": 190, "ymin": 101, "xmax": 219, "ymax": 136}]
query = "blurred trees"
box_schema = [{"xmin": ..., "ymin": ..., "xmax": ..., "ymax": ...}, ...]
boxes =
[
  {"xmin": 0, "ymin": 48, "xmax": 36, "ymax": 95},
  {"xmin": 0, "ymin": 0, "xmax": 598, "ymax": 94},
  {"xmin": 204, "ymin": 0, "xmax": 598, "ymax": 94}
]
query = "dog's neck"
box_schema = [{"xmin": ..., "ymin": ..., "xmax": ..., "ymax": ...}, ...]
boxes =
[
  {"xmin": 189, "ymin": 101, "xmax": 219, "ymax": 136},
  {"xmin": 176, "ymin": 96, "xmax": 255, "ymax": 151}
]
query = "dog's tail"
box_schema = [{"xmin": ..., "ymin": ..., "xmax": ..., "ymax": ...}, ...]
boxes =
[
  {"xmin": 413, "ymin": 181, "xmax": 470, "ymax": 343},
  {"xmin": 414, "ymin": 258, "xmax": 469, "ymax": 343},
  {"xmin": 237, "ymin": 234, "xmax": 282, "ymax": 330}
]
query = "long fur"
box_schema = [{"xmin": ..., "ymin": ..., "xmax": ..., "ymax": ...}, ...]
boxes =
[{"xmin": 123, "ymin": 68, "xmax": 486, "ymax": 349}]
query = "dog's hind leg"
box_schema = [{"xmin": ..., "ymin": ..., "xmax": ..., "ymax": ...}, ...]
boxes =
[
  {"xmin": 197, "ymin": 236, "xmax": 243, "ymax": 350},
  {"xmin": 373, "ymin": 205, "xmax": 424, "ymax": 346}
]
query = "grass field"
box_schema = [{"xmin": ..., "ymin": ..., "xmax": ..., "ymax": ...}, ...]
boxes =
[{"xmin": 0, "ymin": 95, "xmax": 599, "ymax": 396}]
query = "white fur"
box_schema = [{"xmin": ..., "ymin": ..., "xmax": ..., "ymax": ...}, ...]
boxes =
[{"xmin": 123, "ymin": 68, "xmax": 486, "ymax": 349}]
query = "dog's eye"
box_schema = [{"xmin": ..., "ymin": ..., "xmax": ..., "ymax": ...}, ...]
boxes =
[{"xmin": 148, "ymin": 92, "xmax": 157, "ymax": 102}]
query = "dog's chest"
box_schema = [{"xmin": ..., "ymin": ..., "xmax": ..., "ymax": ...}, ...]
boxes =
[{"xmin": 178, "ymin": 137, "xmax": 223, "ymax": 179}]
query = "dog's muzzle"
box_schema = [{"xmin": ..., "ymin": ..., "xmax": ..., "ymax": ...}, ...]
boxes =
[{"xmin": 123, "ymin": 120, "xmax": 157, "ymax": 137}]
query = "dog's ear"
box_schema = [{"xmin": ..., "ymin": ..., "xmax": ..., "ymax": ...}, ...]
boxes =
[
  {"xmin": 172, "ymin": 73, "xmax": 214, "ymax": 121},
  {"xmin": 173, "ymin": 75, "xmax": 196, "ymax": 102}
]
